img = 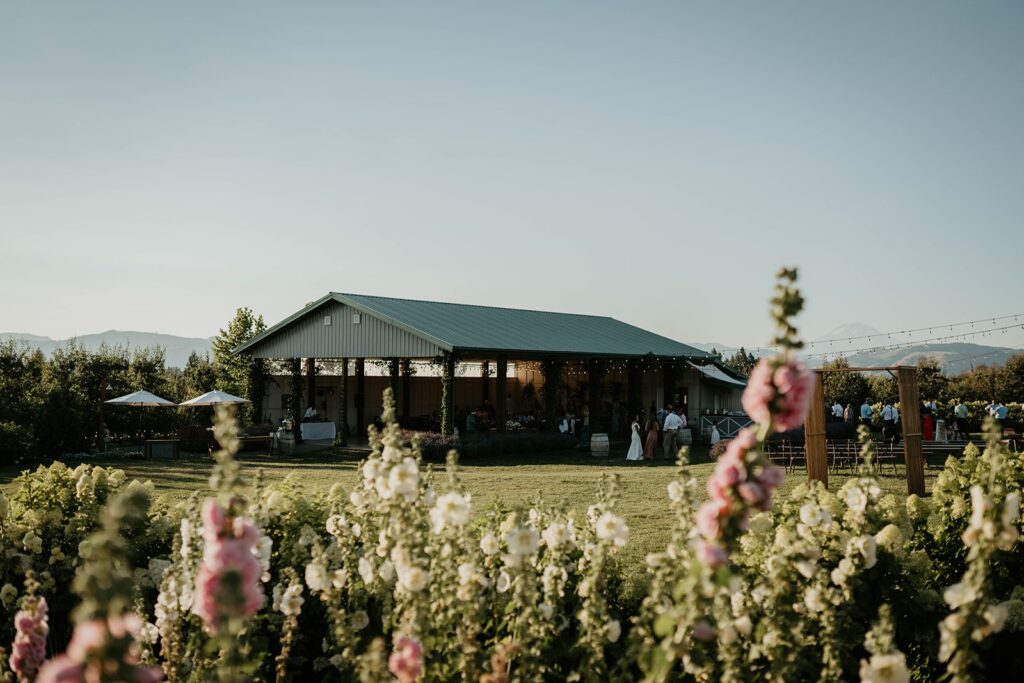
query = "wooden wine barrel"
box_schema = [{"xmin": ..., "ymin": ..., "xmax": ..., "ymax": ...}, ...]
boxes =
[{"xmin": 591, "ymin": 433, "xmax": 610, "ymax": 457}]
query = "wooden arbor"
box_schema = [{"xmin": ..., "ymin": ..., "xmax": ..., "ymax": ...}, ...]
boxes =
[{"xmin": 804, "ymin": 365, "xmax": 926, "ymax": 495}]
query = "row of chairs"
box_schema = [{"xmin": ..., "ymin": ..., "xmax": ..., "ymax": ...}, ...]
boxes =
[{"xmin": 764, "ymin": 440, "xmax": 900, "ymax": 475}]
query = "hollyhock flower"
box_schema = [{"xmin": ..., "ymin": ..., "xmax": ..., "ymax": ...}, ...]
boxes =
[
  {"xmin": 696, "ymin": 501, "xmax": 724, "ymax": 539},
  {"xmin": 34, "ymin": 656, "xmax": 83, "ymax": 683},
  {"xmin": 858, "ymin": 652, "xmax": 910, "ymax": 683},
  {"xmin": 695, "ymin": 539, "xmax": 728, "ymax": 568},
  {"xmin": 758, "ymin": 464, "xmax": 784, "ymax": 490},
  {"xmin": 595, "ymin": 512, "xmax": 630, "ymax": 548},
  {"xmin": 10, "ymin": 596, "xmax": 48, "ymax": 680},
  {"xmin": 192, "ymin": 500, "xmax": 266, "ymax": 633},
  {"xmin": 692, "ymin": 620, "xmax": 715, "ymax": 642},
  {"xmin": 737, "ymin": 481, "xmax": 766, "ymax": 507},
  {"xmin": 388, "ymin": 635, "xmax": 423, "ymax": 683},
  {"xmin": 742, "ymin": 357, "xmax": 813, "ymax": 431},
  {"xmin": 503, "ymin": 527, "xmax": 540, "ymax": 557},
  {"xmin": 430, "ymin": 492, "xmax": 471, "ymax": 533}
]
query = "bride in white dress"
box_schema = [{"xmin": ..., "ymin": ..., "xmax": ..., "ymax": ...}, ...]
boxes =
[{"xmin": 625, "ymin": 415, "xmax": 643, "ymax": 461}]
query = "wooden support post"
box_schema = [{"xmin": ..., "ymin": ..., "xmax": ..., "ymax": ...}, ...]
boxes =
[
  {"xmin": 355, "ymin": 358, "xmax": 365, "ymax": 436},
  {"xmin": 662, "ymin": 361, "xmax": 676, "ymax": 408},
  {"xmin": 588, "ymin": 359, "xmax": 605, "ymax": 432},
  {"xmin": 441, "ymin": 353, "xmax": 456, "ymax": 435},
  {"xmin": 541, "ymin": 358, "xmax": 564, "ymax": 432},
  {"xmin": 336, "ymin": 358, "xmax": 348, "ymax": 444},
  {"xmin": 626, "ymin": 361, "xmax": 640, "ymax": 417},
  {"xmin": 496, "ymin": 356, "xmax": 508, "ymax": 431},
  {"xmin": 388, "ymin": 357, "xmax": 400, "ymax": 416},
  {"xmin": 481, "ymin": 361, "xmax": 490, "ymax": 405},
  {"xmin": 305, "ymin": 358, "xmax": 316, "ymax": 415},
  {"xmin": 897, "ymin": 365, "xmax": 926, "ymax": 496},
  {"xmin": 401, "ymin": 359, "xmax": 411, "ymax": 418},
  {"xmin": 806, "ymin": 370, "xmax": 829, "ymax": 487}
]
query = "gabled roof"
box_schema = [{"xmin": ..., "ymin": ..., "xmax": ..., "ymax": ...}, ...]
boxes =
[
  {"xmin": 688, "ymin": 361, "xmax": 748, "ymax": 387},
  {"xmin": 235, "ymin": 292, "xmax": 713, "ymax": 360}
]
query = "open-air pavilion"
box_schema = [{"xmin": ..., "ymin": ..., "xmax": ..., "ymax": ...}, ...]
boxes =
[{"xmin": 234, "ymin": 293, "xmax": 748, "ymax": 440}]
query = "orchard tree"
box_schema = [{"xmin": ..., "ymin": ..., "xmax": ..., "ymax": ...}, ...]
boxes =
[
  {"xmin": 211, "ymin": 307, "xmax": 267, "ymax": 423},
  {"xmin": 915, "ymin": 356, "xmax": 949, "ymax": 403},
  {"xmin": 821, "ymin": 356, "xmax": 870, "ymax": 408},
  {"xmin": 725, "ymin": 347, "xmax": 758, "ymax": 376}
]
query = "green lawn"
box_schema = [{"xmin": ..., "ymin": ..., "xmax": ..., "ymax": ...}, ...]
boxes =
[{"xmin": 0, "ymin": 443, "xmax": 940, "ymax": 573}]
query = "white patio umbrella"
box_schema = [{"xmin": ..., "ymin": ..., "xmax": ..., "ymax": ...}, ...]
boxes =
[
  {"xmin": 178, "ymin": 390, "xmax": 250, "ymax": 407},
  {"xmin": 104, "ymin": 390, "xmax": 177, "ymax": 407}
]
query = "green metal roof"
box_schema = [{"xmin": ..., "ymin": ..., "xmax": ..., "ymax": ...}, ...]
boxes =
[
  {"xmin": 342, "ymin": 293, "xmax": 708, "ymax": 358},
  {"xmin": 236, "ymin": 292, "xmax": 713, "ymax": 360}
]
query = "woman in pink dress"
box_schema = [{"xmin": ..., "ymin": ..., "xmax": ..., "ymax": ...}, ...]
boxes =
[{"xmin": 643, "ymin": 418, "xmax": 659, "ymax": 461}]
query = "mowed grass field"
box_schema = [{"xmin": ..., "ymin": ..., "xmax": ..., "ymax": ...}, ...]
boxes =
[{"xmin": 0, "ymin": 443, "xmax": 939, "ymax": 572}]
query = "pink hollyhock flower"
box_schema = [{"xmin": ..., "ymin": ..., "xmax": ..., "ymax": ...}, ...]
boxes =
[
  {"xmin": 34, "ymin": 656, "xmax": 83, "ymax": 683},
  {"xmin": 65, "ymin": 620, "xmax": 106, "ymax": 661},
  {"xmin": 696, "ymin": 501, "xmax": 724, "ymax": 539},
  {"xmin": 388, "ymin": 635, "xmax": 423, "ymax": 683},
  {"xmin": 741, "ymin": 357, "xmax": 813, "ymax": 432},
  {"xmin": 692, "ymin": 620, "xmax": 715, "ymax": 642},
  {"xmin": 194, "ymin": 500, "xmax": 266, "ymax": 632},
  {"xmin": 758, "ymin": 464, "xmax": 784, "ymax": 491},
  {"xmin": 10, "ymin": 596, "xmax": 49, "ymax": 681},
  {"xmin": 737, "ymin": 481, "xmax": 766, "ymax": 507},
  {"xmin": 695, "ymin": 540, "xmax": 728, "ymax": 568}
]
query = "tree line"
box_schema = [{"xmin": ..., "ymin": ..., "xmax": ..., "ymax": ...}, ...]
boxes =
[{"xmin": 0, "ymin": 308, "xmax": 266, "ymax": 463}]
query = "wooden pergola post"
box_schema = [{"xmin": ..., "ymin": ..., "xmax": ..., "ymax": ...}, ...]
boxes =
[
  {"xmin": 626, "ymin": 360, "xmax": 640, "ymax": 417},
  {"xmin": 588, "ymin": 359, "xmax": 605, "ymax": 432},
  {"xmin": 495, "ymin": 355, "xmax": 508, "ymax": 432},
  {"xmin": 805, "ymin": 370, "xmax": 829, "ymax": 487},
  {"xmin": 481, "ymin": 360, "xmax": 491, "ymax": 406},
  {"xmin": 897, "ymin": 365, "xmax": 926, "ymax": 495},
  {"xmin": 337, "ymin": 358, "xmax": 349, "ymax": 443}
]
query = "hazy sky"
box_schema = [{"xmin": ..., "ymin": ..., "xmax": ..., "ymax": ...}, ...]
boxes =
[{"xmin": 2, "ymin": 1, "xmax": 1022, "ymax": 351}]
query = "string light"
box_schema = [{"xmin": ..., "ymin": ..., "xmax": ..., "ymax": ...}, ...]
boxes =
[
  {"xmin": 805, "ymin": 312, "xmax": 1024, "ymax": 347},
  {"xmin": 806, "ymin": 322, "xmax": 1024, "ymax": 359}
]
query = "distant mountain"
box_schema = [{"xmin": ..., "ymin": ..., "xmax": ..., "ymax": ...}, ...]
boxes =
[
  {"xmin": 838, "ymin": 343, "xmax": 1017, "ymax": 375},
  {"xmin": 0, "ymin": 331, "xmax": 213, "ymax": 368}
]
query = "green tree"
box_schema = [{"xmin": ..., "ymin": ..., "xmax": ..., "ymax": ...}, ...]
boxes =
[
  {"xmin": 1000, "ymin": 353, "xmax": 1024, "ymax": 400},
  {"xmin": 866, "ymin": 373, "xmax": 899, "ymax": 405},
  {"xmin": 915, "ymin": 356, "xmax": 950, "ymax": 403},
  {"xmin": 821, "ymin": 356, "xmax": 870, "ymax": 408},
  {"xmin": 211, "ymin": 307, "xmax": 267, "ymax": 423},
  {"xmin": 725, "ymin": 347, "xmax": 757, "ymax": 376}
]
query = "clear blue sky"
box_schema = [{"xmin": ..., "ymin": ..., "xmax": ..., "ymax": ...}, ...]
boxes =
[{"xmin": 1, "ymin": 1, "xmax": 1021, "ymax": 350}]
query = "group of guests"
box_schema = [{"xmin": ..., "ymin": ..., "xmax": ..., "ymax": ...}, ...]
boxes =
[{"xmin": 625, "ymin": 404, "xmax": 688, "ymax": 462}]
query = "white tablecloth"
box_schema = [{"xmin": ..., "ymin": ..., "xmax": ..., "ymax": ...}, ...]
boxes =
[{"xmin": 300, "ymin": 422, "xmax": 337, "ymax": 441}]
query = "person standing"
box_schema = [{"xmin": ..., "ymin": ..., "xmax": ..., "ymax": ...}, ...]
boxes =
[
  {"xmin": 881, "ymin": 401, "xmax": 897, "ymax": 441},
  {"xmin": 709, "ymin": 422, "xmax": 721, "ymax": 446},
  {"xmin": 625, "ymin": 414, "xmax": 643, "ymax": 461},
  {"xmin": 303, "ymin": 403, "xmax": 318, "ymax": 422},
  {"xmin": 994, "ymin": 401, "xmax": 1009, "ymax": 434},
  {"xmin": 832, "ymin": 401, "xmax": 844, "ymax": 421},
  {"xmin": 954, "ymin": 400, "xmax": 969, "ymax": 438},
  {"xmin": 860, "ymin": 399, "xmax": 874, "ymax": 427},
  {"xmin": 662, "ymin": 405, "xmax": 683, "ymax": 459},
  {"xmin": 844, "ymin": 403, "xmax": 855, "ymax": 423},
  {"xmin": 643, "ymin": 417, "xmax": 659, "ymax": 461}
]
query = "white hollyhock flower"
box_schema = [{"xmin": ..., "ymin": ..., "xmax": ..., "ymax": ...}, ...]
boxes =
[
  {"xmin": 542, "ymin": 522, "xmax": 573, "ymax": 550},
  {"xmin": 480, "ymin": 533, "xmax": 500, "ymax": 556},
  {"xmin": 378, "ymin": 560, "xmax": 395, "ymax": 583},
  {"xmin": 858, "ymin": 652, "xmax": 910, "ymax": 683},
  {"xmin": 358, "ymin": 557, "xmax": 376, "ymax": 585},
  {"xmin": 349, "ymin": 490, "xmax": 367, "ymax": 508},
  {"xmin": 799, "ymin": 503, "xmax": 830, "ymax": 528},
  {"xmin": 943, "ymin": 582, "xmax": 976, "ymax": 609},
  {"xmin": 606, "ymin": 620, "xmax": 621, "ymax": 643},
  {"xmin": 279, "ymin": 582, "xmax": 305, "ymax": 616},
  {"xmin": 845, "ymin": 486, "xmax": 868, "ymax": 513},
  {"xmin": 496, "ymin": 571, "xmax": 512, "ymax": 594},
  {"xmin": 388, "ymin": 458, "xmax": 420, "ymax": 501},
  {"xmin": 667, "ymin": 480, "xmax": 685, "ymax": 503},
  {"xmin": 430, "ymin": 492, "xmax": 472, "ymax": 533},
  {"xmin": 803, "ymin": 587, "xmax": 825, "ymax": 613},
  {"xmin": 503, "ymin": 527, "xmax": 540, "ymax": 557},
  {"xmin": 595, "ymin": 512, "xmax": 630, "ymax": 548},
  {"xmin": 381, "ymin": 444, "xmax": 402, "ymax": 463},
  {"xmin": 396, "ymin": 563, "xmax": 429, "ymax": 592},
  {"xmin": 305, "ymin": 561, "xmax": 329, "ymax": 593},
  {"xmin": 75, "ymin": 473, "xmax": 94, "ymax": 499},
  {"xmin": 362, "ymin": 460, "xmax": 380, "ymax": 483},
  {"xmin": 326, "ymin": 514, "xmax": 348, "ymax": 537},
  {"xmin": 538, "ymin": 603, "xmax": 553, "ymax": 619}
]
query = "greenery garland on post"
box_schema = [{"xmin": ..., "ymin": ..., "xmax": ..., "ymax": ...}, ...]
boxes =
[
  {"xmin": 289, "ymin": 358, "xmax": 304, "ymax": 442},
  {"xmin": 440, "ymin": 353, "xmax": 456, "ymax": 435},
  {"xmin": 248, "ymin": 357, "xmax": 266, "ymax": 424},
  {"xmin": 541, "ymin": 358, "xmax": 564, "ymax": 432}
]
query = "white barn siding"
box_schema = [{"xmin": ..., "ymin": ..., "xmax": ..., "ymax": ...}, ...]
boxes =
[{"xmin": 248, "ymin": 301, "xmax": 444, "ymax": 360}]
